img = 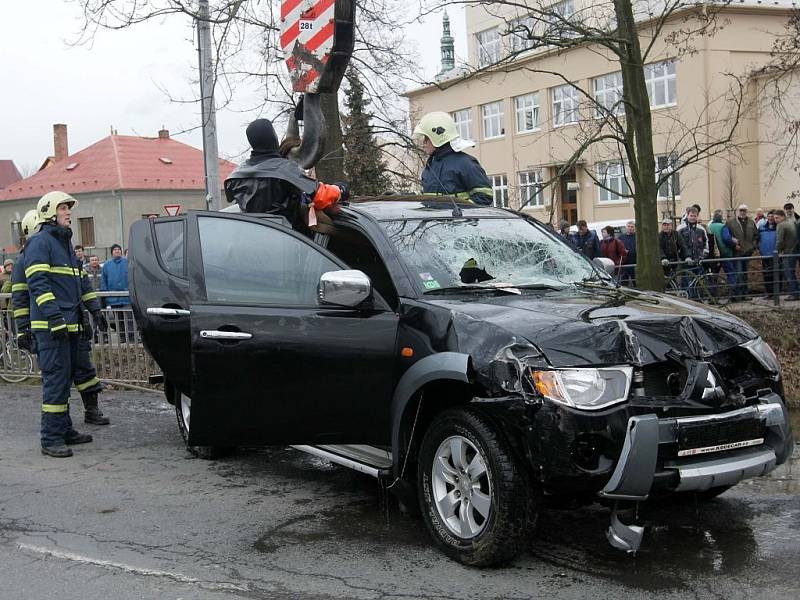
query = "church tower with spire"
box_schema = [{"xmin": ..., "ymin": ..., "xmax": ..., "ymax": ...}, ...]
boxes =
[{"xmin": 438, "ymin": 12, "xmax": 455, "ymax": 77}]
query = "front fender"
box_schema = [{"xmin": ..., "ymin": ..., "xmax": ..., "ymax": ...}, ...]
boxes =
[{"xmin": 390, "ymin": 352, "xmax": 470, "ymax": 476}]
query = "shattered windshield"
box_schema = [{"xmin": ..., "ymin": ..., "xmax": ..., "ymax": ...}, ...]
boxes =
[{"xmin": 382, "ymin": 217, "xmax": 595, "ymax": 292}]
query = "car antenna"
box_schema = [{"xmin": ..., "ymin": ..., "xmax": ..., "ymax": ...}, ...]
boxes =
[{"xmin": 425, "ymin": 156, "xmax": 463, "ymax": 218}]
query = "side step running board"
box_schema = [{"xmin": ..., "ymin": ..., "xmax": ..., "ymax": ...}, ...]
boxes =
[{"xmin": 291, "ymin": 445, "xmax": 391, "ymax": 479}]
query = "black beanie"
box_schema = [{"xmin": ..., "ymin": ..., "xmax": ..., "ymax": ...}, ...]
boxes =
[{"xmin": 246, "ymin": 119, "xmax": 279, "ymax": 153}]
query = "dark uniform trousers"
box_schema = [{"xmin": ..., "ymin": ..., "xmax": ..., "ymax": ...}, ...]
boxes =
[
  {"xmin": 75, "ymin": 337, "xmax": 102, "ymax": 394},
  {"xmin": 37, "ymin": 331, "xmax": 80, "ymax": 447}
]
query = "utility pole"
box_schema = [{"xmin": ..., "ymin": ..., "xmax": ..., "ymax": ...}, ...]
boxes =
[{"xmin": 197, "ymin": 0, "xmax": 221, "ymax": 211}]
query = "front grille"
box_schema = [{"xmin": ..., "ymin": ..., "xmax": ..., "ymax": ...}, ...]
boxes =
[{"xmin": 677, "ymin": 416, "xmax": 765, "ymax": 453}]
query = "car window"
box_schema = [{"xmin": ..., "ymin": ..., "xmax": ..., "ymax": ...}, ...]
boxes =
[
  {"xmin": 154, "ymin": 220, "xmax": 185, "ymax": 277},
  {"xmin": 198, "ymin": 217, "xmax": 339, "ymax": 305}
]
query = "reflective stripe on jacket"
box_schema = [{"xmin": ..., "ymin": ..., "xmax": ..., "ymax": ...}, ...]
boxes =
[
  {"xmin": 421, "ymin": 143, "xmax": 493, "ymax": 206},
  {"xmin": 23, "ymin": 223, "xmax": 100, "ymax": 332}
]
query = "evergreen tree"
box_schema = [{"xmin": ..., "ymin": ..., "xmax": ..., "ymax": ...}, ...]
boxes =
[{"xmin": 342, "ymin": 68, "xmax": 391, "ymax": 196}]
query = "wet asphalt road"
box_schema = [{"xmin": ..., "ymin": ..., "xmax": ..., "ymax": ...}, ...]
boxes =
[{"xmin": 0, "ymin": 384, "xmax": 798, "ymax": 600}]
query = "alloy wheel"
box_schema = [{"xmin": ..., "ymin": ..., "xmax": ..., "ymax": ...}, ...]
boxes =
[{"xmin": 431, "ymin": 435, "xmax": 492, "ymax": 539}]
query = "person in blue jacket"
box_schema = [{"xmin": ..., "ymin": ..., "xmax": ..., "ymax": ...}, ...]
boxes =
[
  {"xmin": 101, "ymin": 243, "xmax": 132, "ymax": 342},
  {"xmin": 413, "ymin": 112, "xmax": 493, "ymax": 205},
  {"xmin": 25, "ymin": 191, "xmax": 107, "ymax": 457},
  {"xmin": 758, "ymin": 211, "xmax": 779, "ymax": 298},
  {"xmin": 571, "ymin": 220, "xmax": 601, "ymax": 259}
]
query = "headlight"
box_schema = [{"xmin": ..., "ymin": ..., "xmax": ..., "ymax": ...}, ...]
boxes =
[
  {"xmin": 532, "ymin": 367, "xmax": 633, "ymax": 410},
  {"xmin": 743, "ymin": 338, "xmax": 781, "ymax": 374}
]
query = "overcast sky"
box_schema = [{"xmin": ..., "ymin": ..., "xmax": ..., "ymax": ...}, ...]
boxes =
[{"xmin": 0, "ymin": 1, "xmax": 466, "ymax": 174}]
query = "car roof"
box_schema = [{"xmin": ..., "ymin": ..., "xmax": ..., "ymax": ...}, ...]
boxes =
[{"xmin": 345, "ymin": 196, "xmax": 514, "ymax": 221}]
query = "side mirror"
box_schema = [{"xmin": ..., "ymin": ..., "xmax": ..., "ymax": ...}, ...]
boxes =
[
  {"xmin": 318, "ymin": 270, "xmax": 372, "ymax": 307},
  {"xmin": 593, "ymin": 257, "xmax": 616, "ymax": 275}
]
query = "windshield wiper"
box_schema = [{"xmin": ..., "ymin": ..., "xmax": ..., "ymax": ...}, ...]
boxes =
[
  {"xmin": 424, "ymin": 285, "xmax": 522, "ymax": 295},
  {"xmin": 513, "ymin": 283, "xmax": 568, "ymax": 291}
]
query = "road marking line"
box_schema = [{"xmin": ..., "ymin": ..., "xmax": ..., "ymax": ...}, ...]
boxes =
[{"xmin": 17, "ymin": 543, "xmax": 247, "ymax": 592}]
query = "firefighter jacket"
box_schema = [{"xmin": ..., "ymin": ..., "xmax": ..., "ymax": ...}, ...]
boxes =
[
  {"xmin": 10, "ymin": 255, "xmax": 31, "ymax": 333},
  {"xmin": 23, "ymin": 223, "xmax": 101, "ymax": 334},
  {"xmin": 421, "ymin": 143, "xmax": 493, "ymax": 205}
]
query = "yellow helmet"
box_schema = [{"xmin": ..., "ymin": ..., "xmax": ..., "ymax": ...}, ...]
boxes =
[
  {"xmin": 37, "ymin": 191, "xmax": 78, "ymax": 223},
  {"xmin": 21, "ymin": 209, "xmax": 39, "ymax": 237},
  {"xmin": 412, "ymin": 111, "xmax": 461, "ymax": 148}
]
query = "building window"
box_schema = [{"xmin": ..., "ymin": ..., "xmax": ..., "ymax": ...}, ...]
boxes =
[
  {"xmin": 519, "ymin": 170, "xmax": 544, "ymax": 208},
  {"xmin": 79, "ymin": 217, "xmax": 95, "ymax": 247},
  {"xmin": 645, "ymin": 60, "xmax": 676, "ymax": 108},
  {"xmin": 550, "ymin": 0, "xmax": 577, "ymax": 35},
  {"xmin": 595, "ymin": 161, "xmax": 630, "ymax": 203},
  {"xmin": 451, "ymin": 108, "xmax": 474, "ymax": 140},
  {"xmin": 477, "ymin": 27, "xmax": 501, "ymax": 67},
  {"xmin": 552, "ymin": 84, "xmax": 580, "ymax": 126},
  {"xmin": 508, "ymin": 15, "xmax": 536, "ymax": 53},
  {"xmin": 514, "ymin": 93, "xmax": 540, "ymax": 133},
  {"xmin": 593, "ymin": 71, "xmax": 624, "ymax": 117},
  {"xmin": 552, "ymin": 0, "xmax": 576, "ymax": 20},
  {"xmin": 491, "ymin": 175, "xmax": 509, "ymax": 208},
  {"xmin": 656, "ymin": 153, "xmax": 681, "ymax": 199},
  {"xmin": 482, "ymin": 101, "xmax": 505, "ymax": 139}
]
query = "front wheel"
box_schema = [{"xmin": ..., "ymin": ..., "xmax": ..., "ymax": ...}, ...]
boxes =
[
  {"xmin": 173, "ymin": 387, "xmax": 234, "ymax": 460},
  {"xmin": 417, "ymin": 408, "xmax": 536, "ymax": 566}
]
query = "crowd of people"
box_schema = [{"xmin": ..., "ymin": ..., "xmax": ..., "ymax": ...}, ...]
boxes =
[{"xmin": 562, "ymin": 202, "xmax": 800, "ymax": 300}]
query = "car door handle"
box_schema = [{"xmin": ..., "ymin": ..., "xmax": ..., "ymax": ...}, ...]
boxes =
[
  {"xmin": 200, "ymin": 330, "xmax": 252, "ymax": 340},
  {"xmin": 147, "ymin": 307, "xmax": 190, "ymax": 317}
]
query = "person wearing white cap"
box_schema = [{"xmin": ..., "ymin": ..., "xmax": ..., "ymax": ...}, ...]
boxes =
[{"xmin": 725, "ymin": 203, "xmax": 759, "ymax": 300}]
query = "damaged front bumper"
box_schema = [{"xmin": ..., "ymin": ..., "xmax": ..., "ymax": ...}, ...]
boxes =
[
  {"xmin": 598, "ymin": 394, "xmax": 791, "ymax": 552},
  {"xmin": 598, "ymin": 395, "xmax": 791, "ymax": 501}
]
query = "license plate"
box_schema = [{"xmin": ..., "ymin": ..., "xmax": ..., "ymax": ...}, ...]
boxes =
[{"xmin": 678, "ymin": 437, "xmax": 764, "ymax": 457}]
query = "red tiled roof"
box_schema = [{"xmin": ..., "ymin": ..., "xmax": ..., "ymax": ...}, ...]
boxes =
[
  {"xmin": 0, "ymin": 160, "xmax": 22, "ymax": 189},
  {"xmin": 0, "ymin": 135, "xmax": 237, "ymax": 202}
]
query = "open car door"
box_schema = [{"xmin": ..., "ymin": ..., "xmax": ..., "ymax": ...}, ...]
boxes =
[{"xmin": 185, "ymin": 211, "xmax": 398, "ymax": 447}]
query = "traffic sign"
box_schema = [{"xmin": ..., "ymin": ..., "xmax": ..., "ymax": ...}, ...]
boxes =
[
  {"xmin": 280, "ymin": 0, "xmax": 354, "ymax": 94},
  {"xmin": 163, "ymin": 204, "xmax": 181, "ymax": 216}
]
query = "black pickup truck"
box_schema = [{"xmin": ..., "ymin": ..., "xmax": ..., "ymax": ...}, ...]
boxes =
[{"xmin": 128, "ymin": 199, "xmax": 793, "ymax": 566}]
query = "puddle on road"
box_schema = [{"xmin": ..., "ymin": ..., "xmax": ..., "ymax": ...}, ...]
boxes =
[{"xmin": 253, "ymin": 500, "xmax": 428, "ymax": 557}]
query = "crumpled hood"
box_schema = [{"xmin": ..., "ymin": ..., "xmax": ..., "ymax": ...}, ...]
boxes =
[{"xmin": 427, "ymin": 289, "xmax": 757, "ymax": 368}]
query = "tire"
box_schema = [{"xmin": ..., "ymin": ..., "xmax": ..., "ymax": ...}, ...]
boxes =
[
  {"xmin": 417, "ymin": 408, "xmax": 536, "ymax": 566},
  {"xmin": 173, "ymin": 387, "xmax": 234, "ymax": 460},
  {"xmin": 0, "ymin": 345, "xmax": 34, "ymax": 384}
]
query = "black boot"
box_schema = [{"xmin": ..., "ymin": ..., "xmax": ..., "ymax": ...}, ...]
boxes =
[
  {"xmin": 65, "ymin": 430, "xmax": 93, "ymax": 444},
  {"xmin": 83, "ymin": 392, "xmax": 110, "ymax": 425},
  {"xmin": 42, "ymin": 445, "xmax": 73, "ymax": 458}
]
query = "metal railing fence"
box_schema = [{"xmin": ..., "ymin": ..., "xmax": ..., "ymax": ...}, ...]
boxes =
[
  {"xmin": 612, "ymin": 252, "xmax": 800, "ymax": 306},
  {"xmin": 0, "ymin": 291, "xmax": 161, "ymax": 388}
]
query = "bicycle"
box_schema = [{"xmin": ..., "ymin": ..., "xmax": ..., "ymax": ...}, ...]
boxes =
[
  {"xmin": 664, "ymin": 262, "xmax": 731, "ymax": 305},
  {"xmin": 0, "ymin": 338, "xmax": 35, "ymax": 383}
]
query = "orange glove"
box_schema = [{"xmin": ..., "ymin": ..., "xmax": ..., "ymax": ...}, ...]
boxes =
[{"xmin": 313, "ymin": 183, "xmax": 342, "ymax": 210}]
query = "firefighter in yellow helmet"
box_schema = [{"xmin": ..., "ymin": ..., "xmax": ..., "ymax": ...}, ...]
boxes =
[
  {"xmin": 24, "ymin": 191, "xmax": 107, "ymax": 457},
  {"xmin": 4, "ymin": 210, "xmax": 40, "ymax": 339},
  {"xmin": 413, "ymin": 111, "xmax": 493, "ymax": 205}
]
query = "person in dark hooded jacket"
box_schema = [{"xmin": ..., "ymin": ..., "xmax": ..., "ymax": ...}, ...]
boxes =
[{"xmin": 224, "ymin": 118, "xmax": 348, "ymax": 231}]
